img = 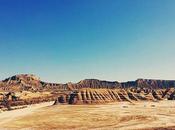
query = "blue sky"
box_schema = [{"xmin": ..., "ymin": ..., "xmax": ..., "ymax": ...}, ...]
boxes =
[{"xmin": 0, "ymin": 0, "xmax": 175, "ymax": 83}]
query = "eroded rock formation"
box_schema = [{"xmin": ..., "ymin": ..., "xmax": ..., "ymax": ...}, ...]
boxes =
[
  {"xmin": 54, "ymin": 88, "xmax": 175, "ymax": 105},
  {"xmin": 0, "ymin": 74, "xmax": 68, "ymax": 91},
  {"xmin": 1, "ymin": 74, "xmax": 175, "ymax": 91},
  {"xmin": 1, "ymin": 74, "xmax": 175, "ymax": 107}
]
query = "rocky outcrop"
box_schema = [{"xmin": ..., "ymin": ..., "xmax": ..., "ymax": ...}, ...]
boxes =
[
  {"xmin": 54, "ymin": 88, "xmax": 175, "ymax": 105},
  {"xmin": 0, "ymin": 74, "xmax": 68, "ymax": 91},
  {"xmin": 0, "ymin": 74, "xmax": 42, "ymax": 91}
]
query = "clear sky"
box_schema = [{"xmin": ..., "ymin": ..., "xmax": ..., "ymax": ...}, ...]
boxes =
[{"xmin": 0, "ymin": 0, "xmax": 175, "ymax": 83}]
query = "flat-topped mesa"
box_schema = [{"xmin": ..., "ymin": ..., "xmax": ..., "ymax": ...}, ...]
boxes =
[
  {"xmin": 121, "ymin": 79, "xmax": 175, "ymax": 89},
  {"xmin": 68, "ymin": 79, "xmax": 121, "ymax": 89}
]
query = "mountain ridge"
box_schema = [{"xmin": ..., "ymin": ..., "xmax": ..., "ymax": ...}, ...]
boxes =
[{"xmin": 1, "ymin": 74, "xmax": 175, "ymax": 91}]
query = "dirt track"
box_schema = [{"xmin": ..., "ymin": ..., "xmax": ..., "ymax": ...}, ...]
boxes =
[{"xmin": 0, "ymin": 101, "xmax": 175, "ymax": 130}]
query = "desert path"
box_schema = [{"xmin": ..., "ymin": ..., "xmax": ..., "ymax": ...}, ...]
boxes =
[
  {"xmin": 0, "ymin": 101, "xmax": 175, "ymax": 130},
  {"xmin": 0, "ymin": 102, "xmax": 54, "ymax": 126}
]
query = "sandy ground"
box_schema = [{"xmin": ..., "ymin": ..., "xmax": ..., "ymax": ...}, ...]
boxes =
[
  {"xmin": 0, "ymin": 101, "xmax": 175, "ymax": 130},
  {"xmin": 0, "ymin": 102, "xmax": 54, "ymax": 128}
]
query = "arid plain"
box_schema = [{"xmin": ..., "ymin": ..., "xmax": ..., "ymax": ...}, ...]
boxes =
[{"xmin": 1, "ymin": 101, "xmax": 175, "ymax": 130}]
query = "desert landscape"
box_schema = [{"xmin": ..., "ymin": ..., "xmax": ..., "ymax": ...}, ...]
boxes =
[
  {"xmin": 1, "ymin": 74, "xmax": 175, "ymax": 130},
  {"xmin": 1, "ymin": 101, "xmax": 175, "ymax": 130},
  {"xmin": 1, "ymin": 0, "xmax": 175, "ymax": 129}
]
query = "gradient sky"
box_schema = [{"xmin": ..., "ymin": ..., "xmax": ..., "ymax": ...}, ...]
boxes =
[{"xmin": 0, "ymin": 0, "xmax": 175, "ymax": 83}]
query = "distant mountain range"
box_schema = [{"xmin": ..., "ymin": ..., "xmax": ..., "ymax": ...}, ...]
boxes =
[{"xmin": 0, "ymin": 74, "xmax": 175, "ymax": 91}]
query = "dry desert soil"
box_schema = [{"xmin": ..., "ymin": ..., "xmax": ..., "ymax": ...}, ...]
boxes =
[{"xmin": 0, "ymin": 101, "xmax": 175, "ymax": 130}]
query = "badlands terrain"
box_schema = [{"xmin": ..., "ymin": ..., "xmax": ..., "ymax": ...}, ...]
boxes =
[{"xmin": 1, "ymin": 74, "xmax": 175, "ymax": 129}]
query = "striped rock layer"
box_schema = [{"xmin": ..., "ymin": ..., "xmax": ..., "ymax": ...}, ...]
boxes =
[
  {"xmin": 1, "ymin": 74, "xmax": 175, "ymax": 105},
  {"xmin": 54, "ymin": 88, "xmax": 175, "ymax": 105}
]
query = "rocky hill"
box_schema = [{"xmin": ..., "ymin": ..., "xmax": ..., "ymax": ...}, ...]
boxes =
[
  {"xmin": 122, "ymin": 79, "xmax": 175, "ymax": 89},
  {"xmin": 1, "ymin": 74, "xmax": 175, "ymax": 107},
  {"xmin": 0, "ymin": 74, "xmax": 67, "ymax": 91},
  {"xmin": 1, "ymin": 74, "xmax": 175, "ymax": 91},
  {"xmin": 67, "ymin": 79, "xmax": 121, "ymax": 89},
  {"xmin": 0, "ymin": 74, "xmax": 42, "ymax": 91}
]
